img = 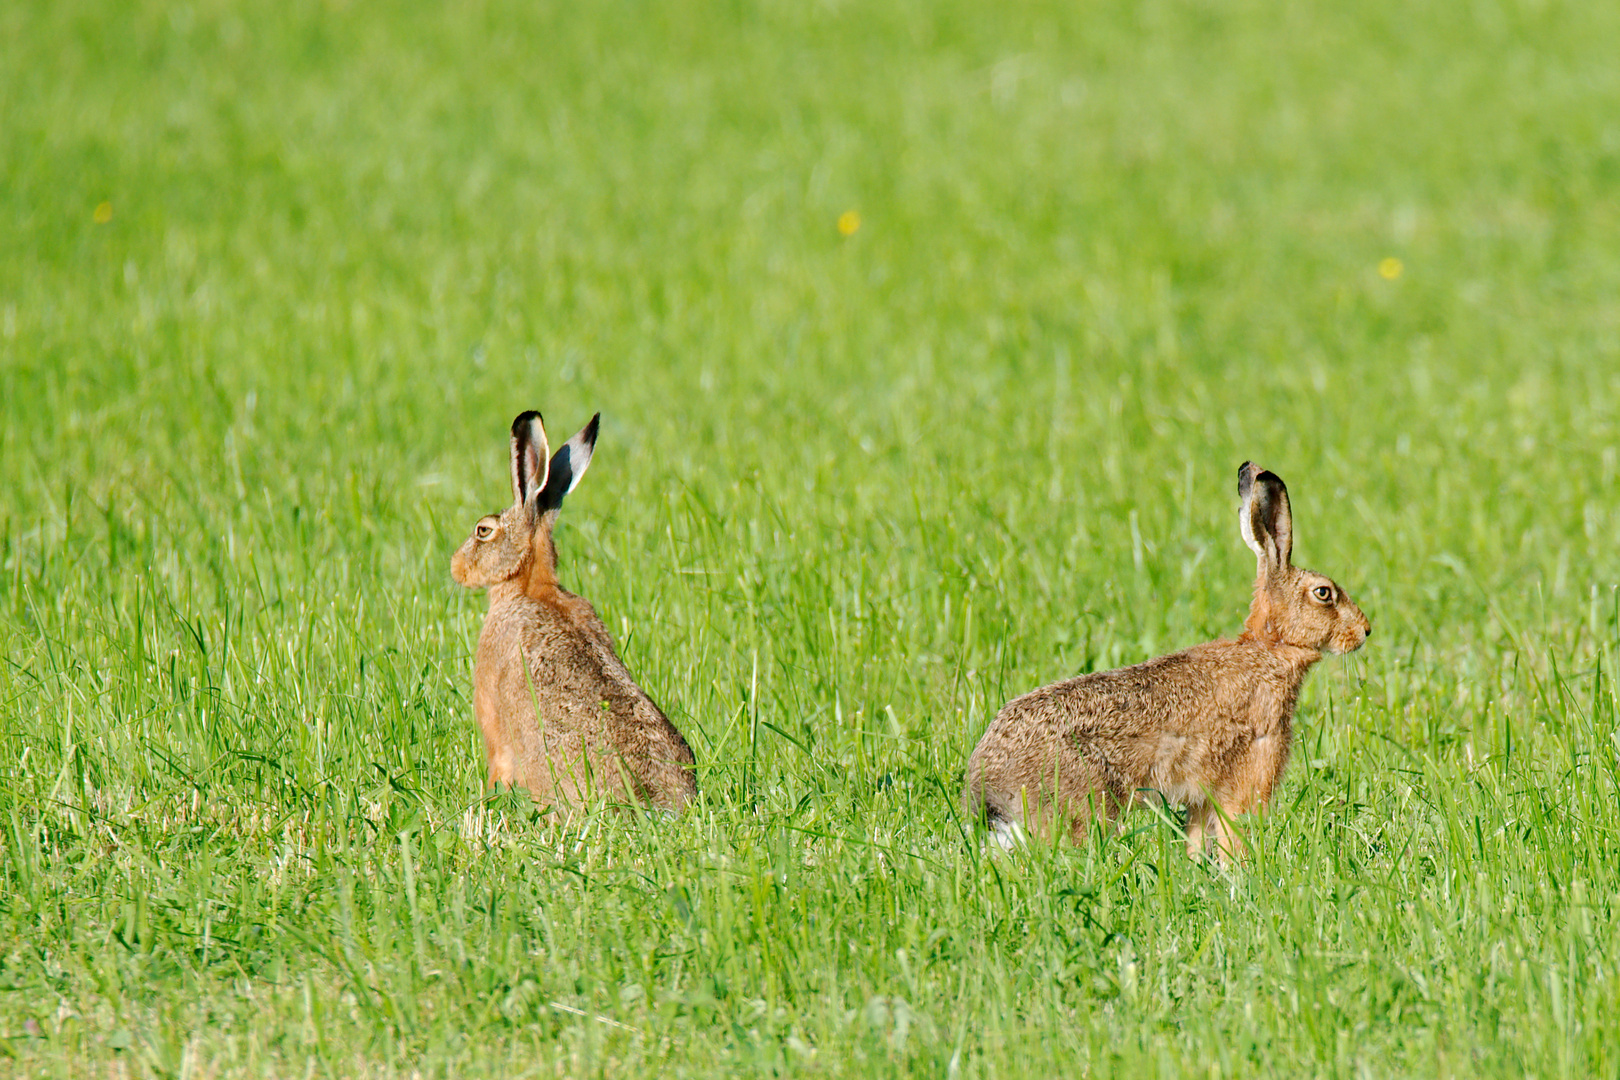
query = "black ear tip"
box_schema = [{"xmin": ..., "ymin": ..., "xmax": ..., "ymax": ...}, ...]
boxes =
[
  {"xmin": 585, "ymin": 412, "xmax": 601, "ymax": 442},
  {"xmin": 1238, "ymin": 461, "xmax": 1256, "ymax": 498},
  {"xmin": 511, "ymin": 409, "xmax": 544, "ymax": 438}
]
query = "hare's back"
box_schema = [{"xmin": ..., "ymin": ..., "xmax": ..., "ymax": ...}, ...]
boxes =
[
  {"xmin": 524, "ymin": 597, "xmax": 694, "ymax": 745},
  {"xmin": 523, "ymin": 597, "xmax": 697, "ymax": 808},
  {"xmin": 1009, "ymin": 651, "xmax": 1210, "ymax": 729},
  {"xmin": 980, "ymin": 648, "xmax": 1255, "ymax": 779},
  {"xmin": 518, "ymin": 599, "xmax": 639, "ymax": 714}
]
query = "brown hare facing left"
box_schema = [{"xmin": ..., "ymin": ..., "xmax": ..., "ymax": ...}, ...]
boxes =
[
  {"xmin": 964, "ymin": 462, "xmax": 1369, "ymax": 860},
  {"xmin": 451, "ymin": 410, "xmax": 697, "ymax": 812}
]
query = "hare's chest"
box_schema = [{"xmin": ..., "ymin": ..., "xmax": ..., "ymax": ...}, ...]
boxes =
[{"xmin": 471, "ymin": 623, "xmax": 529, "ymax": 715}]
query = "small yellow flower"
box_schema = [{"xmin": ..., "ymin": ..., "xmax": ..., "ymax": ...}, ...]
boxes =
[
  {"xmin": 93, "ymin": 201, "xmax": 113, "ymax": 224},
  {"xmin": 837, "ymin": 210, "xmax": 861, "ymax": 237},
  {"xmin": 1378, "ymin": 256, "xmax": 1403, "ymax": 280}
]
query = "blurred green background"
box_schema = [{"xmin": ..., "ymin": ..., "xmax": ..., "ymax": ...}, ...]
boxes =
[{"xmin": 3, "ymin": 0, "xmax": 1620, "ymax": 1075}]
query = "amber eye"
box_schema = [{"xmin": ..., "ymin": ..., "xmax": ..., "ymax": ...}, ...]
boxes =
[
  {"xmin": 475, "ymin": 522, "xmax": 497, "ymax": 541},
  {"xmin": 1312, "ymin": 585, "xmax": 1334, "ymax": 603}
]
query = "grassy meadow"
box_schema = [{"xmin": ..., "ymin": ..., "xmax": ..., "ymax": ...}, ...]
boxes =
[{"xmin": 4, "ymin": 0, "xmax": 1620, "ymax": 1074}]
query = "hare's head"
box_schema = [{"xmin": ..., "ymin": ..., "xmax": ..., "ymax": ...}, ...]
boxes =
[
  {"xmin": 1237, "ymin": 462, "xmax": 1369, "ymax": 656},
  {"xmin": 451, "ymin": 410, "xmax": 599, "ymax": 591}
]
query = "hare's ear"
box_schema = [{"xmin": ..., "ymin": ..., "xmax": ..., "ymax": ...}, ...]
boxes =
[
  {"xmin": 537, "ymin": 413, "xmax": 600, "ymax": 513},
  {"xmin": 510, "ymin": 411, "xmax": 550, "ymax": 509},
  {"xmin": 1238, "ymin": 461, "xmax": 1293, "ymax": 571}
]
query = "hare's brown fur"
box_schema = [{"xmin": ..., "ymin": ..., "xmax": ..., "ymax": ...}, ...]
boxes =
[
  {"xmin": 964, "ymin": 463, "xmax": 1368, "ymax": 859},
  {"xmin": 452, "ymin": 411, "xmax": 697, "ymax": 812}
]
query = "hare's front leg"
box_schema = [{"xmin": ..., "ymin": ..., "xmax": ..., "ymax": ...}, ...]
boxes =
[
  {"xmin": 1208, "ymin": 808, "xmax": 1244, "ymax": 864},
  {"xmin": 485, "ymin": 746, "xmax": 519, "ymax": 788},
  {"xmin": 1184, "ymin": 804, "xmax": 1211, "ymax": 859},
  {"xmin": 1185, "ymin": 802, "xmax": 1247, "ymax": 863},
  {"xmin": 474, "ymin": 686, "xmax": 519, "ymax": 788},
  {"xmin": 481, "ymin": 733, "xmax": 519, "ymax": 789}
]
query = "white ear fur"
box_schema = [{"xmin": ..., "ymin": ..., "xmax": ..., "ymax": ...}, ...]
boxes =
[
  {"xmin": 1238, "ymin": 461, "xmax": 1266, "ymax": 560},
  {"xmin": 538, "ymin": 413, "xmax": 600, "ymax": 512},
  {"xmin": 1239, "ymin": 502, "xmax": 1265, "ymax": 560},
  {"xmin": 509, "ymin": 411, "xmax": 550, "ymax": 508}
]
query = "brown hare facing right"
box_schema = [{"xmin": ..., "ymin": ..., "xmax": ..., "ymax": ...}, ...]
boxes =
[
  {"xmin": 451, "ymin": 410, "xmax": 697, "ymax": 813},
  {"xmin": 964, "ymin": 462, "xmax": 1369, "ymax": 860}
]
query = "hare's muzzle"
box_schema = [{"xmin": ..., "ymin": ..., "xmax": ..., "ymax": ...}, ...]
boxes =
[
  {"xmin": 450, "ymin": 544, "xmax": 475, "ymax": 587},
  {"xmin": 1328, "ymin": 606, "xmax": 1371, "ymax": 654}
]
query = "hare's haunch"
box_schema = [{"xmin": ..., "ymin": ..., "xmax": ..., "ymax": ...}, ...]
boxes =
[
  {"xmin": 964, "ymin": 463, "xmax": 1369, "ymax": 860},
  {"xmin": 451, "ymin": 411, "xmax": 697, "ymax": 812}
]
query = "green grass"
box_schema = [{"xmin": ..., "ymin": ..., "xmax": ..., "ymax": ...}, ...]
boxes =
[{"xmin": 4, "ymin": 0, "xmax": 1620, "ymax": 1074}]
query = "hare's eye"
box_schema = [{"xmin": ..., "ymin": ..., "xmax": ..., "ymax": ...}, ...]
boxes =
[
  {"xmin": 1312, "ymin": 585, "xmax": 1334, "ymax": 603},
  {"xmin": 475, "ymin": 523, "xmax": 497, "ymax": 541}
]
